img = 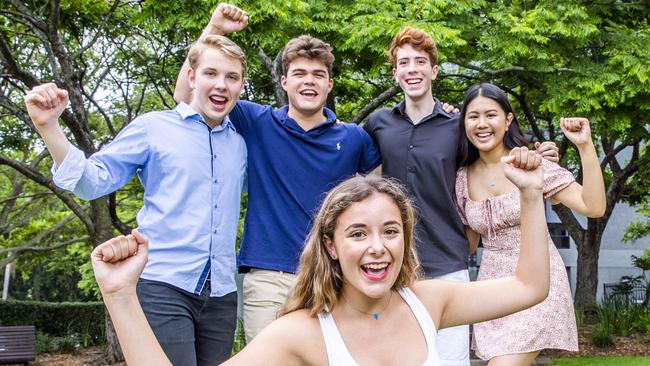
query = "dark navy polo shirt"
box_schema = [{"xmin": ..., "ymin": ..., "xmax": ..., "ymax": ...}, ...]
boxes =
[
  {"xmin": 364, "ymin": 100, "xmax": 468, "ymax": 277},
  {"xmin": 229, "ymin": 101, "xmax": 381, "ymax": 273}
]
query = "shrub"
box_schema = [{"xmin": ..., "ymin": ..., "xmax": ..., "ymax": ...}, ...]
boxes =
[
  {"xmin": 590, "ymin": 322, "xmax": 615, "ymax": 348},
  {"xmin": 0, "ymin": 299, "xmax": 105, "ymax": 349},
  {"xmin": 632, "ymin": 309, "xmax": 650, "ymax": 334},
  {"xmin": 231, "ymin": 317, "xmax": 246, "ymax": 355},
  {"xmin": 35, "ymin": 332, "xmax": 79, "ymax": 354},
  {"xmin": 574, "ymin": 306, "xmax": 585, "ymax": 328}
]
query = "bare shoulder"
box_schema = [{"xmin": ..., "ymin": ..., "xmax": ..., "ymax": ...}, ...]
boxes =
[
  {"xmin": 409, "ymin": 280, "xmax": 450, "ymax": 327},
  {"xmin": 253, "ymin": 309, "xmax": 326, "ymax": 365}
]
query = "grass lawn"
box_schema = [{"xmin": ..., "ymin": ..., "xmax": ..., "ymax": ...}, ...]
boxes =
[{"xmin": 551, "ymin": 356, "xmax": 650, "ymax": 365}]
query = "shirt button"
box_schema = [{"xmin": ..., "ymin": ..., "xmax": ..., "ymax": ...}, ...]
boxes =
[
  {"xmin": 213, "ymin": 229, "xmax": 218, "ymax": 234},
  {"xmin": 213, "ymin": 154, "xmax": 217, "ymax": 159},
  {"xmin": 408, "ymin": 166, "xmax": 415, "ymax": 172},
  {"xmin": 409, "ymin": 145, "xmax": 414, "ymax": 149},
  {"xmin": 213, "ymin": 178, "xmax": 218, "ymax": 183},
  {"xmin": 214, "ymin": 204, "xmax": 218, "ymax": 208}
]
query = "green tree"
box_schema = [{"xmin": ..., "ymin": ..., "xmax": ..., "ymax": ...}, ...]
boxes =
[
  {"xmin": 451, "ymin": 0, "xmax": 650, "ymax": 309},
  {"xmin": 0, "ymin": 0, "xmax": 167, "ymax": 362},
  {"xmin": 1, "ymin": 1, "xmax": 649, "ymax": 361}
]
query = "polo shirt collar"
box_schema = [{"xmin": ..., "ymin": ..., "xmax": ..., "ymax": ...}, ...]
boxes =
[
  {"xmin": 174, "ymin": 102, "xmax": 236, "ymax": 132},
  {"xmin": 277, "ymin": 105, "xmax": 338, "ymax": 133}
]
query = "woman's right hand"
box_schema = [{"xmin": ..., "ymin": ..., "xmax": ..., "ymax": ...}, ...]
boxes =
[
  {"xmin": 502, "ymin": 147, "xmax": 544, "ymax": 192},
  {"xmin": 91, "ymin": 229, "xmax": 148, "ymax": 297}
]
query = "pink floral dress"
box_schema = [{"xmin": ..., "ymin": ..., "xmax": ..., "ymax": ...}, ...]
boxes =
[{"xmin": 455, "ymin": 159, "xmax": 579, "ymax": 360}]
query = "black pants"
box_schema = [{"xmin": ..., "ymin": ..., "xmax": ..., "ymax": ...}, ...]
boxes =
[{"xmin": 136, "ymin": 278, "xmax": 237, "ymax": 366}]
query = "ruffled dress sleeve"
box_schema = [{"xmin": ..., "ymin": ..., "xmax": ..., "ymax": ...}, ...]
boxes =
[
  {"xmin": 455, "ymin": 167, "xmax": 469, "ymax": 225},
  {"xmin": 542, "ymin": 158, "xmax": 576, "ymax": 199}
]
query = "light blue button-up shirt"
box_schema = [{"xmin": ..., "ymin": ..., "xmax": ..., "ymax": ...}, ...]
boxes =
[{"xmin": 53, "ymin": 103, "xmax": 247, "ymax": 296}]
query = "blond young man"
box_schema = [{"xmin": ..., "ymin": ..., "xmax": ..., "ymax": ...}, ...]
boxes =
[
  {"xmin": 24, "ymin": 36, "xmax": 248, "ymax": 366},
  {"xmin": 174, "ymin": 4, "xmax": 382, "ymax": 343}
]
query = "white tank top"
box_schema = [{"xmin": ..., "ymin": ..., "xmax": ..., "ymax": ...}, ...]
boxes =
[{"xmin": 317, "ymin": 287, "xmax": 441, "ymax": 366}]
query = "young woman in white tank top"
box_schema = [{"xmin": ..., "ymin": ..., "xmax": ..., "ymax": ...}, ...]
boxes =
[{"xmin": 93, "ymin": 155, "xmax": 551, "ymax": 366}]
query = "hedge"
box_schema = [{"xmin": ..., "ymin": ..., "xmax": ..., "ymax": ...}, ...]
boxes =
[{"xmin": 0, "ymin": 300, "xmax": 105, "ymax": 344}]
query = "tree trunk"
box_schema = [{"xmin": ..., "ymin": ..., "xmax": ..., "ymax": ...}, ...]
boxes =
[
  {"xmin": 90, "ymin": 198, "xmax": 125, "ymax": 365},
  {"xmin": 32, "ymin": 266, "xmax": 41, "ymax": 301},
  {"xmin": 95, "ymin": 313, "xmax": 123, "ymax": 365},
  {"xmin": 574, "ymin": 220, "xmax": 604, "ymax": 311}
]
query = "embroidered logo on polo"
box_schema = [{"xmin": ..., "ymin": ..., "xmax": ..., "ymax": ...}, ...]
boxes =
[{"xmin": 336, "ymin": 142, "xmax": 341, "ymax": 151}]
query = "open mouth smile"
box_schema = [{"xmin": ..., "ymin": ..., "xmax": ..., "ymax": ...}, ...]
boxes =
[
  {"xmin": 361, "ymin": 262, "xmax": 390, "ymax": 281},
  {"xmin": 209, "ymin": 95, "xmax": 228, "ymax": 110}
]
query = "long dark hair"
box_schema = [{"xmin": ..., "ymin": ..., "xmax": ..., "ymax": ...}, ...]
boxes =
[{"xmin": 457, "ymin": 83, "xmax": 528, "ymax": 166}]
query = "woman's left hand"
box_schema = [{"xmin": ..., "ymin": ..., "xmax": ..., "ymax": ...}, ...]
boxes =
[{"xmin": 561, "ymin": 117, "xmax": 592, "ymax": 147}]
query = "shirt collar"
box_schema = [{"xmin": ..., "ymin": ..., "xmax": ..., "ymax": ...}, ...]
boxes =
[
  {"xmin": 174, "ymin": 102, "xmax": 236, "ymax": 132},
  {"xmin": 392, "ymin": 98, "xmax": 452, "ymax": 120},
  {"xmin": 277, "ymin": 105, "xmax": 338, "ymax": 131}
]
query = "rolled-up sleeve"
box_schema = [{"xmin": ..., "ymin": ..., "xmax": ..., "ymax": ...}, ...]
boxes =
[{"xmin": 51, "ymin": 118, "xmax": 149, "ymax": 200}]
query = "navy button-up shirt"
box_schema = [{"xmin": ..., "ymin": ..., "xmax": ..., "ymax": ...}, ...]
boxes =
[
  {"xmin": 364, "ymin": 100, "xmax": 468, "ymax": 277},
  {"xmin": 53, "ymin": 103, "xmax": 247, "ymax": 296}
]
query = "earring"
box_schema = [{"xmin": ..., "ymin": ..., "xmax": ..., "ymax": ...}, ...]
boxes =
[
  {"xmin": 506, "ymin": 126, "xmax": 509, "ymax": 132},
  {"xmin": 330, "ymin": 253, "xmax": 338, "ymax": 260}
]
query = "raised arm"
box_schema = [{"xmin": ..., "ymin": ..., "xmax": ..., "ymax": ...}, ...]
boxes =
[
  {"xmin": 24, "ymin": 83, "xmax": 72, "ymax": 166},
  {"xmin": 174, "ymin": 3, "xmax": 248, "ymax": 104},
  {"xmin": 94, "ymin": 230, "xmax": 312, "ymax": 366},
  {"xmin": 549, "ymin": 117, "xmax": 606, "ymax": 218},
  {"xmin": 417, "ymin": 147, "xmax": 549, "ymax": 329},
  {"xmin": 92, "ymin": 231, "xmax": 173, "ymax": 366}
]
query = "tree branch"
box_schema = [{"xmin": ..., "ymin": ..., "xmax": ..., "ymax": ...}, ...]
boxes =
[
  {"xmin": 501, "ymin": 85, "xmax": 544, "ymax": 141},
  {"xmin": 0, "ymin": 31, "xmax": 41, "ymax": 88},
  {"xmin": 0, "ymin": 236, "xmax": 89, "ymax": 268},
  {"xmin": 257, "ymin": 47, "xmax": 287, "ymax": 105},
  {"xmin": 600, "ymin": 138, "xmax": 638, "ymax": 171},
  {"xmin": 74, "ymin": 0, "xmax": 121, "ymax": 58},
  {"xmin": 452, "ymin": 61, "xmax": 572, "ymax": 75},
  {"xmin": 0, "ymin": 209, "xmax": 82, "ymax": 260},
  {"xmin": 109, "ymin": 192, "xmax": 131, "ymax": 235},
  {"xmin": 6, "ymin": 1, "xmax": 48, "ymax": 33},
  {"xmin": 0, "ymin": 153, "xmax": 94, "ymax": 232},
  {"xmin": 551, "ymin": 203, "xmax": 585, "ymax": 243},
  {"xmin": 352, "ymin": 84, "xmax": 401, "ymax": 124}
]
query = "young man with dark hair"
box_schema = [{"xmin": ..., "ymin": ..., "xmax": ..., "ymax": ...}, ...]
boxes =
[
  {"xmin": 363, "ymin": 27, "xmax": 558, "ymax": 366},
  {"xmin": 174, "ymin": 4, "xmax": 382, "ymax": 343},
  {"xmin": 25, "ymin": 35, "xmax": 248, "ymax": 366}
]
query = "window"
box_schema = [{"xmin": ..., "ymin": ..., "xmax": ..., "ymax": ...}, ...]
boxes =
[{"xmin": 548, "ymin": 223, "xmax": 570, "ymax": 249}]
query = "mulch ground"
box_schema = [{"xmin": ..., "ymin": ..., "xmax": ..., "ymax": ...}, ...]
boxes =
[
  {"xmin": 34, "ymin": 347, "xmax": 125, "ymax": 366},
  {"xmin": 35, "ymin": 324, "xmax": 650, "ymax": 365},
  {"xmin": 542, "ymin": 323, "xmax": 650, "ymax": 358}
]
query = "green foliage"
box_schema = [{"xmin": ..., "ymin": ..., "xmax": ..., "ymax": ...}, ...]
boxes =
[
  {"xmin": 1, "ymin": 0, "xmax": 649, "ymax": 312},
  {"xmin": 36, "ymin": 332, "xmax": 78, "ymax": 354},
  {"xmin": 632, "ymin": 311, "xmax": 650, "ymax": 335},
  {"xmin": 590, "ymin": 322, "xmax": 615, "ymax": 348},
  {"xmin": 574, "ymin": 306, "xmax": 584, "ymax": 328},
  {"xmin": 0, "ymin": 299, "xmax": 105, "ymax": 346},
  {"xmin": 624, "ymin": 211, "xmax": 650, "ymax": 243},
  {"xmin": 591, "ymin": 297, "xmax": 650, "ymax": 350},
  {"xmin": 231, "ymin": 317, "xmax": 246, "ymax": 355}
]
